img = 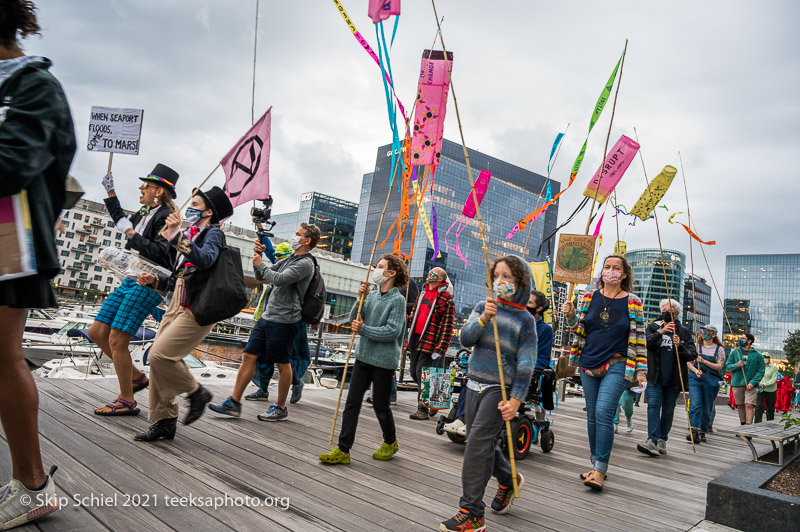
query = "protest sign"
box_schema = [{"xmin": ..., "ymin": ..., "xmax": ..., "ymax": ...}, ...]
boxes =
[{"xmin": 87, "ymin": 106, "xmax": 144, "ymax": 155}]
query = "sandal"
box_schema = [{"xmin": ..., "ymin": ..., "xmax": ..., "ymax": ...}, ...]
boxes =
[
  {"xmin": 132, "ymin": 374, "xmax": 149, "ymax": 393},
  {"xmin": 94, "ymin": 397, "xmax": 140, "ymax": 416},
  {"xmin": 583, "ymin": 470, "xmax": 606, "ymax": 491},
  {"xmin": 580, "ymin": 471, "xmax": 609, "ymax": 480}
]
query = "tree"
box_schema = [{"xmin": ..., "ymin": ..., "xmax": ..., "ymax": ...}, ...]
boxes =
[{"xmin": 784, "ymin": 329, "xmax": 800, "ymax": 369}]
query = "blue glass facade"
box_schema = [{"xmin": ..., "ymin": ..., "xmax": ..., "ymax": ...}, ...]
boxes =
[
  {"xmin": 626, "ymin": 248, "xmax": 686, "ymax": 324},
  {"xmin": 723, "ymin": 254, "xmax": 800, "ymax": 359},
  {"xmin": 272, "ymin": 192, "xmax": 358, "ymax": 259},
  {"xmin": 683, "ymin": 274, "xmax": 712, "ymax": 332},
  {"xmin": 353, "ymin": 139, "xmax": 560, "ymax": 326}
]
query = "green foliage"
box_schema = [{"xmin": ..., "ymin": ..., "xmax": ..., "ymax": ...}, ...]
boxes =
[
  {"xmin": 782, "ymin": 412, "xmax": 800, "ymax": 430},
  {"xmin": 784, "ymin": 330, "xmax": 800, "ymax": 368}
]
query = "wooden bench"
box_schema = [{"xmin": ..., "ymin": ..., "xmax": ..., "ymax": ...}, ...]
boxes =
[{"xmin": 718, "ymin": 421, "xmax": 800, "ymax": 466}]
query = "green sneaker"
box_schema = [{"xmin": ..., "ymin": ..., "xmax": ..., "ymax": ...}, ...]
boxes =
[
  {"xmin": 372, "ymin": 440, "xmax": 399, "ymax": 461},
  {"xmin": 319, "ymin": 447, "xmax": 350, "ymax": 465}
]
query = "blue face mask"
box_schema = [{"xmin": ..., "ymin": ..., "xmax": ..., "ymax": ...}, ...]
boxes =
[
  {"xmin": 185, "ymin": 207, "xmax": 203, "ymax": 225},
  {"xmin": 737, "ymin": 339, "xmax": 746, "ymax": 347}
]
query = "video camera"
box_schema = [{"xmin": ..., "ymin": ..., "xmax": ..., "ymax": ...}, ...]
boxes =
[{"xmin": 251, "ymin": 197, "xmax": 276, "ymax": 238}]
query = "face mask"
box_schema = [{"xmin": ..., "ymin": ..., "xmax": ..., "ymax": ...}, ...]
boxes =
[
  {"xmin": 601, "ymin": 269, "xmax": 623, "ymax": 285},
  {"xmin": 372, "ymin": 268, "xmax": 389, "ymax": 285},
  {"xmin": 737, "ymin": 339, "xmax": 746, "ymax": 347},
  {"xmin": 184, "ymin": 207, "xmax": 203, "ymax": 225},
  {"xmin": 493, "ymin": 279, "xmax": 515, "ymax": 299},
  {"xmin": 290, "ymin": 235, "xmax": 303, "ymax": 251},
  {"xmin": 661, "ymin": 311, "xmax": 674, "ymax": 322},
  {"xmin": 527, "ymin": 306, "xmax": 537, "ymax": 317},
  {"xmin": 702, "ymin": 333, "xmax": 713, "ymax": 340},
  {"xmin": 426, "ymin": 271, "xmax": 440, "ymax": 284}
]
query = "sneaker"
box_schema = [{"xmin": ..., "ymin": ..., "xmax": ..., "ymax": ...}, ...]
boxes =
[
  {"xmin": 372, "ymin": 440, "xmax": 399, "ymax": 461},
  {"xmin": 319, "ymin": 447, "xmax": 350, "ymax": 465},
  {"xmin": 657, "ymin": 439, "xmax": 667, "ymax": 455},
  {"xmin": 626, "ymin": 418, "xmax": 634, "ymax": 433},
  {"xmin": 614, "ymin": 423, "xmax": 619, "ymax": 434},
  {"xmin": 290, "ymin": 381, "xmax": 304, "ymax": 404},
  {"xmin": 257, "ymin": 403, "xmax": 288, "ymax": 422},
  {"xmin": 244, "ymin": 388, "xmax": 269, "ymax": 401},
  {"xmin": 0, "ymin": 467, "xmax": 60, "ymax": 530},
  {"xmin": 365, "ymin": 396, "xmax": 374, "ymax": 404},
  {"xmin": 440, "ymin": 508, "xmax": 485, "ymax": 532},
  {"xmin": 443, "ymin": 418, "xmax": 466, "ymax": 436},
  {"xmin": 491, "ymin": 472, "xmax": 524, "ymax": 514},
  {"xmin": 409, "ymin": 409, "xmax": 430, "ymax": 420},
  {"xmin": 637, "ymin": 438, "xmax": 660, "ymax": 457},
  {"xmin": 389, "ymin": 395, "xmax": 397, "ymax": 405},
  {"xmin": 208, "ymin": 397, "xmax": 242, "ymax": 418}
]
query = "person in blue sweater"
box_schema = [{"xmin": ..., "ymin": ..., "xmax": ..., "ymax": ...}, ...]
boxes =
[
  {"xmin": 319, "ymin": 253, "xmax": 408, "ymax": 465},
  {"xmin": 440, "ymin": 255, "xmax": 537, "ymax": 532}
]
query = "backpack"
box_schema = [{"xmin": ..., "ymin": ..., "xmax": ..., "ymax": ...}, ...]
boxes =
[{"xmin": 297, "ymin": 254, "xmax": 326, "ymax": 324}]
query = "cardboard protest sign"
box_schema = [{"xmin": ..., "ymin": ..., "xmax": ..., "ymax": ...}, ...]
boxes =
[
  {"xmin": 87, "ymin": 106, "xmax": 144, "ymax": 155},
  {"xmin": 553, "ymin": 233, "xmax": 597, "ymax": 284}
]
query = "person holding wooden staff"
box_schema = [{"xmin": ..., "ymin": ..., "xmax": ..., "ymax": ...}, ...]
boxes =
[
  {"xmin": 724, "ymin": 333, "xmax": 765, "ymax": 425},
  {"xmin": 319, "ymin": 253, "xmax": 407, "ymax": 465},
  {"xmin": 562, "ymin": 255, "xmax": 646, "ymax": 491},
  {"xmin": 440, "ymin": 255, "xmax": 536, "ymax": 532},
  {"xmin": 686, "ymin": 324, "xmax": 725, "ymax": 442},
  {"xmin": 90, "ymin": 163, "xmax": 179, "ymax": 416}
]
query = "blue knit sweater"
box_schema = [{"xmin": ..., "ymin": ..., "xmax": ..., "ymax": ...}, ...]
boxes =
[
  {"xmin": 459, "ymin": 255, "xmax": 538, "ymax": 402},
  {"xmin": 349, "ymin": 286, "xmax": 406, "ymax": 370}
]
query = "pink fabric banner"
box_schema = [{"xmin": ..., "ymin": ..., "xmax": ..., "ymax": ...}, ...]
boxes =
[
  {"xmin": 221, "ymin": 108, "xmax": 271, "ymax": 208},
  {"xmin": 368, "ymin": 0, "xmax": 400, "ymax": 24},
  {"xmin": 462, "ymin": 170, "xmax": 491, "ymax": 218},
  {"xmin": 582, "ymin": 134, "xmax": 639, "ymax": 204},
  {"xmin": 410, "ymin": 49, "xmax": 453, "ymax": 167}
]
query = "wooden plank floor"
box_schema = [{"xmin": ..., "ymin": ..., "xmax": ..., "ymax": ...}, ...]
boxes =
[{"xmin": 0, "ymin": 378, "xmax": 764, "ymax": 531}]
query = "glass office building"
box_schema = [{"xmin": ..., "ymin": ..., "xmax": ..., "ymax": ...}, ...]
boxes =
[
  {"xmin": 626, "ymin": 248, "xmax": 686, "ymax": 323},
  {"xmin": 683, "ymin": 274, "xmax": 712, "ymax": 332},
  {"xmin": 272, "ymin": 192, "xmax": 358, "ymax": 259},
  {"xmin": 723, "ymin": 254, "xmax": 800, "ymax": 359},
  {"xmin": 352, "ymin": 139, "xmax": 560, "ymax": 326}
]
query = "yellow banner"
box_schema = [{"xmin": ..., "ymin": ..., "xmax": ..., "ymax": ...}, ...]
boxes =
[
  {"xmin": 630, "ymin": 165, "xmax": 677, "ymax": 221},
  {"xmin": 411, "ymin": 179, "xmax": 440, "ymax": 259},
  {"xmin": 529, "ymin": 261, "xmax": 554, "ymax": 325},
  {"xmin": 614, "ymin": 240, "xmax": 626, "ymax": 255}
]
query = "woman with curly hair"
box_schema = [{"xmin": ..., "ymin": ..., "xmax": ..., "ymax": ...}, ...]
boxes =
[
  {"xmin": 320, "ymin": 253, "xmax": 408, "ymax": 465},
  {"xmin": 561, "ymin": 255, "xmax": 647, "ymax": 491},
  {"xmin": 0, "ymin": 1, "xmax": 76, "ymax": 528}
]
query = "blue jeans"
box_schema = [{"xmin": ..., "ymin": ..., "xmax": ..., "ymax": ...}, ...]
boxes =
[
  {"xmin": 689, "ymin": 372, "xmax": 719, "ymax": 433},
  {"xmin": 613, "ymin": 389, "xmax": 635, "ymax": 424},
  {"xmin": 646, "ymin": 382, "xmax": 681, "ymax": 442},
  {"xmin": 581, "ymin": 360, "xmax": 627, "ymax": 474}
]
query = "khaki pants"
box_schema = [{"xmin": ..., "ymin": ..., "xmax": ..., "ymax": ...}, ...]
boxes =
[{"xmin": 148, "ymin": 279, "xmax": 214, "ymax": 421}]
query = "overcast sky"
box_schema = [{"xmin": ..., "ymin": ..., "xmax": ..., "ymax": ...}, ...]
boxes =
[{"xmin": 25, "ymin": 0, "xmax": 800, "ymax": 326}]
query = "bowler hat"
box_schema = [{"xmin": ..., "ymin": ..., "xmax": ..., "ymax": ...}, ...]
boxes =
[
  {"xmin": 139, "ymin": 163, "xmax": 180, "ymax": 199},
  {"xmin": 193, "ymin": 186, "xmax": 234, "ymax": 222}
]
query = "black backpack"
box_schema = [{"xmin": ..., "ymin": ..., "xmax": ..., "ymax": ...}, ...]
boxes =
[{"xmin": 297, "ymin": 254, "xmax": 326, "ymax": 324}]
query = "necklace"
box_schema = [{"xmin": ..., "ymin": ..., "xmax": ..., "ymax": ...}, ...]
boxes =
[{"xmin": 599, "ymin": 286, "xmax": 623, "ymax": 321}]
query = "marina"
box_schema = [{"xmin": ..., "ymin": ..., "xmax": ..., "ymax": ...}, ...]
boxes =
[{"xmin": 1, "ymin": 377, "xmax": 759, "ymax": 531}]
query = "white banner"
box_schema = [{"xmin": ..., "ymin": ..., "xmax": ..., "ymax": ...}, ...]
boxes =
[{"xmin": 87, "ymin": 106, "xmax": 144, "ymax": 155}]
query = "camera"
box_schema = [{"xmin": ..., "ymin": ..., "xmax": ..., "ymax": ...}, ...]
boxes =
[{"xmin": 251, "ymin": 197, "xmax": 276, "ymax": 238}]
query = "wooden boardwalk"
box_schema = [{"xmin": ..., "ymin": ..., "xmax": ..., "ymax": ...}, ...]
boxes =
[{"xmin": 0, "ymin": 378, "xmax": 763, "ymax": 531}]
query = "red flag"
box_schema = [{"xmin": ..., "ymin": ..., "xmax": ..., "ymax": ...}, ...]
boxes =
[{"xmin": 222, "ymin": 108, "xmax": 271, "ymax": 208}]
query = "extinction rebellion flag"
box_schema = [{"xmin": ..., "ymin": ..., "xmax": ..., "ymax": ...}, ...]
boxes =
[{"xmin": 222, "ymin": 107, "xmax": 271, "ymax": 208}]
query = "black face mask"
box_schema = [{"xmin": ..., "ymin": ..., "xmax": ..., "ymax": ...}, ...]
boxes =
[
  {"xmin": 527, "ymin": 307, "xmax": 537, "ymax": 317},
  {"xmin": 661, "ymin": 311, "xmax": 673, "ymax": 322}
]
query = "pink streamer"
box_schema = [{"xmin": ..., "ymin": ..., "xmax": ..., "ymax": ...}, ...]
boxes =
[{"xmin": 583, "ymin": 134, "xmax": 640, "ymax": 203}]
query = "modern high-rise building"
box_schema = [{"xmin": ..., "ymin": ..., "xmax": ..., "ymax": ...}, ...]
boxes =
[
  {"xmin": 683, "ymin": 274, "xmax": 712, "ymax": 332},
  {"xmin": 271, "ymin": 192, "xmax": 358, "ymax": 259},
  {"xmin": 352, "ymin": 139, "xmax": 560, "ymax": 326},
  {"xmin": 626, "ymin": 248, "xmax": 686, "ymax": 324},
  {"xmin": 723, "ymin": 253, "xmax": 800, "ymax": 359}
]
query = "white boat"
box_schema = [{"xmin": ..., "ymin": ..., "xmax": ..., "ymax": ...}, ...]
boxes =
[
  {"xmin": 25, "ymin": 309, "xmax": 69, "ymax": 336},
  {"xmin": 23, "ymin": 318, "xmax": 103, "ymax": 366}
]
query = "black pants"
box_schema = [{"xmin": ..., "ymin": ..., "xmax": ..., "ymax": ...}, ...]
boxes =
[
  {"xmin": 338, "ymin": 360, "xmax": 396, "ymax": 454},
  {"xmin": 754, "ymin": 390, "xmax": 777, "ymax": 422},
  {"xmin": 408, "ymin": 348, "xmax": 444, "ymax": 410}
]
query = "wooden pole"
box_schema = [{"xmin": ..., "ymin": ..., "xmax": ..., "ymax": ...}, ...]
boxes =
[
  {"xmin": 431, "ymin": 0, "xmax": 523, "ymax": 498},
  {"xmin": 106, "ymin": 152, "xmax": 114, "ymax": 177},
  {"xmin": 251, "ymin": 0, "xmax": 259, "ymax": 127}
]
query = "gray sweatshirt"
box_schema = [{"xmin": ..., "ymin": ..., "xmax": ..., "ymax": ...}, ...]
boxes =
[
  {"xmin": 349, "ymin": 286, "xmax": 406, "ymax": 370},
  {"xmin": 255, "ymin": 253, "xmax": 314, "ymax": 324}
]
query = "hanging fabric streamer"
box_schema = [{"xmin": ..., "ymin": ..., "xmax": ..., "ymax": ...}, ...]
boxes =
[
  {"xmin": 548, "ymin": 133, "xmax": 565, "ymax": 176},
  {"xmin": 529, "ymin": 261, "xmax": 555, "ymax": 325},
  {"xmin": 507, "ymin": 53, "xmax": 623, "ymax": 239},
  {"xmin": 668, "ymin": 213, "xmax": 716, "ymax": 245},
  {"xmin": 582, "ymin": 134, "xmax": 640, "ymax": 203},
  {"xmin": 368, "ymin": 0, "xmax": 400, "ymax": 23},
  {"xmin": 429, "ymin": 166, "xmax": 441, "ymax": 259},
  {"xmin": 629, "ymin": 165, "xmax": 677, "ymax": 220},
  {"xmin": 411, "ymin": 167, "xmax": 440, "ymax": 258},
  {"xmin": 444, "ymin": 170, "xmax": 492, "ymax": 265},
  {"xmin": 614, "ymin": 240, "xmax": 627, "ymax": 255},
  {"xmin": 411, "ymin": 49, "xmax": 453, "ymax": 167},
  {"xmin": 375, "ymin": 18, "xmax": 405, "ymax": 184}
]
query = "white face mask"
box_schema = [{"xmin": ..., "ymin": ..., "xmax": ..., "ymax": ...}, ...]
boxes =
[
  {"xmin": 290, "ymin": 235, "xmax": 303, "ymax": 251},
  {"xmin": 372, "ymin": 268, "xmax": 389, "ymax": 285},
  {"xmin": 493, "ymin": 278, "xmax": 515, "ymax": 299}
]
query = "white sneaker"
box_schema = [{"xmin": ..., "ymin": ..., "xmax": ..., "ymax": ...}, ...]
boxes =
[
  {"xmin": 657, "ymin": 439, "xmax": 667, "ymax": 455},
  {"xmin": 0, "ymin": 468, "xmax": 59, "ymax": 530},
  {"xmin": 614, "ymin": 423, "xmax": 619, "ymax": 434},
  {"xmin": 443, "ymin": 418, "xmax": 466, "ymax": 436},
  {"xmin": 626, "ymin": 418, "xmax": 634, "ymax": 433}
]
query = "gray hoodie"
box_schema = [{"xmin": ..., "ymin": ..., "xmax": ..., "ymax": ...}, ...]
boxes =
[{"xmin": 255, "ymin": 253, "xmax": 314, "ymax": 324}]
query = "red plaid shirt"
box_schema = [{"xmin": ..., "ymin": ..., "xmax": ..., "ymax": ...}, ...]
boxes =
[{"xmin": 407, "ymin": 289, "xmax": 455, "ymax": 356}]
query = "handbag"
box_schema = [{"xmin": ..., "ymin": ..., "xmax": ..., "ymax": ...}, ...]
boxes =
[
  {"xmin": 182, "ymin": 233, "xmax": 248, "ymax": 326},
  {"xmin": 555, "ymin": 354, "xmax": 578, "ymax": 380}
]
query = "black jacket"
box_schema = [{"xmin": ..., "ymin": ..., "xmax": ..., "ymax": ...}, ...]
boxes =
[
  {"xmin": 103, "ymin": 197, "xmax": 175, "ymax": 270},
  {"xmin": 645, "ymin": 319, "xmax": 698, "ymax": 390},
  {"xmin": 0, "ymin": 58, "xmax": 76, "ymax": 278}
]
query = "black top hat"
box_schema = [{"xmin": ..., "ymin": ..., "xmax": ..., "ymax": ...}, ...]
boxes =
[
  {"xmin": 193, "ymin": 186, "xmax": 234, "ymax": 223},
  {"xmin": 139, "ymin": 163, "xmax": 180, "ymax": 199}
]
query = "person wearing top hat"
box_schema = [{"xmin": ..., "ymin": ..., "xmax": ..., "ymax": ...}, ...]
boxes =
[
  {"xmin": 90, "ymin": 163, "xmax": 180, "ymax": 417},
  {"xmin": 133, "ymin": 186, "xmax": 234, "ymax": 442}
]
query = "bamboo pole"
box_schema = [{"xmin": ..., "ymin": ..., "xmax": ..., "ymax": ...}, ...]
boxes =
[
  {"xmin": 431, "ymin": 0, "xmax": 525, "ymax": 498},
  {"xmin": 633, "ymin": 128, "xmax": 695, "ymax": 452},
  {"xmin": 106, "ymin": 152, "xmax": 114, "ymax": 177}
]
